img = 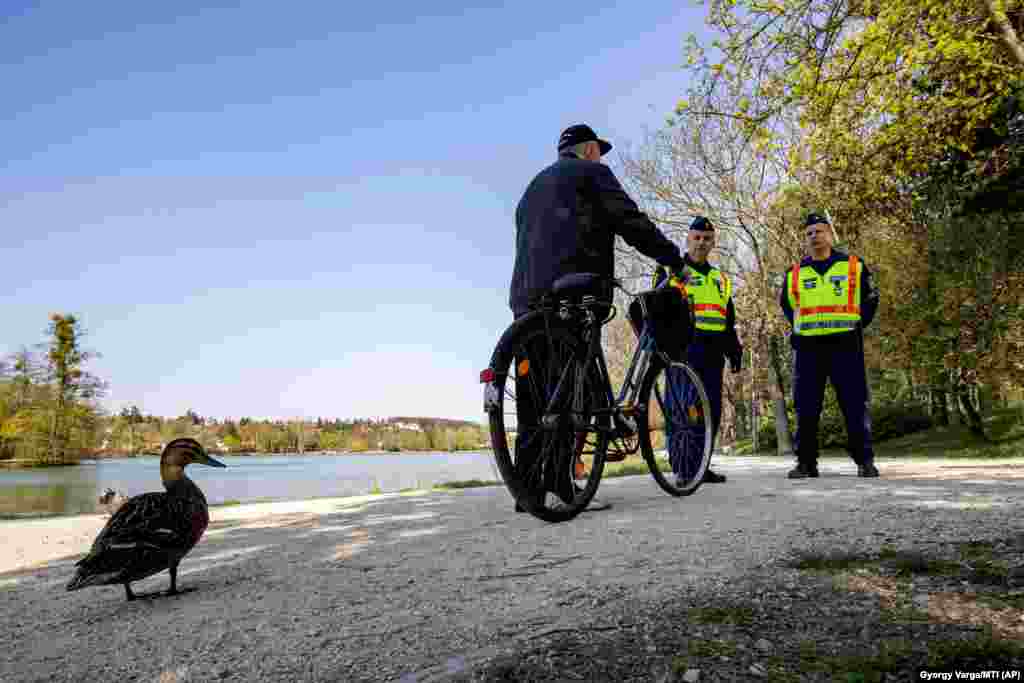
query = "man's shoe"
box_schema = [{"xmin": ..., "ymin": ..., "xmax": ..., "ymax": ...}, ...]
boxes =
[
  {"xmin": 702, "ymin": 468, "xmax": 727, "ymax": 484},
  {"xmin": 858, "ymin": 463, "xmax": 880, "ymax": 478},
  {"xmin": 787, "ymin": 463, "xmax": 820, "ymax": 479}
]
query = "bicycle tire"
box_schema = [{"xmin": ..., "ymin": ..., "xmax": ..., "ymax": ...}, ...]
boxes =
[
  {"xmin": 637, "ymin": 358, "xmax": 713, "ymax": 496},
  {"xmin": 485, "ymin": 313, "xmax": 609, "ymax": 522}
]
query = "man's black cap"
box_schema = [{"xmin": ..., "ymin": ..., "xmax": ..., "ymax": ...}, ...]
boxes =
[
  {"xmin": 805, "ymin": 212, "xmax": 830, "ymax": 227},
  {"xmin": 558, "ymin": 124, "xmax": 612, "ymax": 156},
  {"xmin": 690, "ymin": 215, "xmax": 714, "ymax": 231}
]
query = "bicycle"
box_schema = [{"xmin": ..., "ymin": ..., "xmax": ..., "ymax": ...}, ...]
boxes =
[{"xmin": 480, "ymin": 271, "xmax": 714, "ymax": 523}]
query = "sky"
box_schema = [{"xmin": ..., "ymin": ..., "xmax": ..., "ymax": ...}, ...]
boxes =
[{"xmin": 1, "ymin": 1, "xmax": 708, "ymax": 423}]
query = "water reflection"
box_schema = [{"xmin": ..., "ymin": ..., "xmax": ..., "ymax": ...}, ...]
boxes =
[
  {"xmin": 0, "ymin": 463, "xmax": 100, "ymax": 517},
  {"xmin": 0, "ymin": 451, "xmax": 500, "ymax": 518}
]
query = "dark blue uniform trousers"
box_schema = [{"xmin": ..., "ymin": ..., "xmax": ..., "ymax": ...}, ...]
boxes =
[
  {"xmin": 793, "ymin": 343, "xmax": 875, "ymax": 467},
  {"xmin": 665, "ymin": 336, "xmax": 724, "ymax": 475}
]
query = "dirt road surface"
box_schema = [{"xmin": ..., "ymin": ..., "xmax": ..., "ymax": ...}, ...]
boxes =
[{"xmin": 2, "ymin": 456, "xmax": 1023, "ymax": 682}]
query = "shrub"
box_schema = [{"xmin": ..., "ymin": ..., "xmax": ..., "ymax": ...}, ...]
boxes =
[{"xmin": 754, "ymin": 401, "xmax": 933, "ymax": 452}]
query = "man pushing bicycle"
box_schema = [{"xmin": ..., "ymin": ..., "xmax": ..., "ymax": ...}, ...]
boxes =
[{"xmin": 508, "ymin": 124, "xmax": 689, "ymax": 511}]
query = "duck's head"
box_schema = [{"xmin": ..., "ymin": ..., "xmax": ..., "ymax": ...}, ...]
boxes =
[{"xmin": 160, "ymin": 438, "xmax": 226, "ymax": 483}]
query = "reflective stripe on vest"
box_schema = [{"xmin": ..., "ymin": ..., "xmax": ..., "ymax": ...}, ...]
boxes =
[
  {"xmin": 686, "ymin": 266, "xmax": 730, "ymax": 332},
  {"xmin": 651, "ymin": 265, "xmax": 730, "ymax": 333},
  {"xmin": 789, "ymin": 255, "xmax": 861, "ymax": 336}
]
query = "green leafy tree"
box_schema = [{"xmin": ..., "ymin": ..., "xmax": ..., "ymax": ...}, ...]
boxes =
[{"xmin": 42, "ymin": 314, "xmax": 105, "ymax": 465}]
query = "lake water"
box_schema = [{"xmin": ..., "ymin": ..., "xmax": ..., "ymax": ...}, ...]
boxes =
[{"xmin": 0, "ymin": 451, "xmax": 502, "ymax": 518}]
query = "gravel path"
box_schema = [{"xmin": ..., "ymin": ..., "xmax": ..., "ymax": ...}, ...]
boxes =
[{"xmin": 2, "ymin": 456, "xmax": 1023, "ymax": 682}]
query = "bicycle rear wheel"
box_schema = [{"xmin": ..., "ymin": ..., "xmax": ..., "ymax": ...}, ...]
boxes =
[
  {"xmin": 485, "ymin": 314, "xmax": 609, "ymax": 522},
  {"xmin": 637, "ymin": 358, "xmax": 713, "ymax": 496}
]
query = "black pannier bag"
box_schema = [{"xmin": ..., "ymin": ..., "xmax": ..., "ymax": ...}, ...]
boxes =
[{"xmin": 628, "ymin": 284, "xmax": 693, "ymax": 362}]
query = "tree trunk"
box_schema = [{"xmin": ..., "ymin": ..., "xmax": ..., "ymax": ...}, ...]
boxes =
[
  {"xmin": 983, "ymin": 0, "xmax": 1024, "ymax": 68},
  {"xmin": 931, "ymin": 387, "xmax": 950, "ymax": 426},
  {"xmin": 978, "ymin": 383, "xmax": 995, "ymax": 420},
  {"xmin": 768, "ymin": 337, "xmax": 794, "ymax": 457},
  {"xmin": 956, "ymin": 380, "xmax": 987, "ymax": 438},
  {"xmin": 751, "ymin": 346, "xmax": 759, "ymax": 453}
]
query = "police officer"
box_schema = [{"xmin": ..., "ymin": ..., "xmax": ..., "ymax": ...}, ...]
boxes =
[
  {"xmin": 780, "ymin": 213, "xmax": 881, "ymax": 479},
  {"xmin": 655, "ymin": 216, "xmax": 742, "ymax": 484},
  {"xmin": 509, "ymin": 124, "xmax": 688, "ymax": 511}
]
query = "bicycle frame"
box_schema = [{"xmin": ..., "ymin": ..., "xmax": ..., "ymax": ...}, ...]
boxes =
[{"xmin": 533, "ymin": 281, "xmax": 675, "ymax": 439}]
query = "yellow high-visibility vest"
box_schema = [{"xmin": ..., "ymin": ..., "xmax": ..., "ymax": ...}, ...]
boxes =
[
  {"xmin": 787, "ymin": 255, "xmax": 862, "ymax": 336},
  {"xmin": 656, "ymin": 264, "xmax": 731, "ymax": 333}
]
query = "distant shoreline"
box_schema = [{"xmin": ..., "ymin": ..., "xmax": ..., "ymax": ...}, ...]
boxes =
[{"xmin": 0, "ymin": 448, "xmax": 495, "ymax": 469}]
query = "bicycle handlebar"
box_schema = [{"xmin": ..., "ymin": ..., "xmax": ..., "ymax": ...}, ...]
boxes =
[{"xmin": 614, "ymin": 275, "xmax": 674, "ymax": 299}]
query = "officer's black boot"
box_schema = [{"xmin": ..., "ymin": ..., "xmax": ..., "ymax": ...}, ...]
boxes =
[
  {"xmin": 858, "ymin": 463, "xmax": 880, "ymax": 478},
  {"xmin": 702, "ymin": 468, "xmax": 727, "ymax": 483},
  {"xmin": 787, "ymin": 462, "xmax": 819, "ymax": 479}
]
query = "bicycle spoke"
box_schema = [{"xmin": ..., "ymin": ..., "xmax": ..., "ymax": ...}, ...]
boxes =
[{"xmin": 638, "ymin": 361, "xmax": 712, "ymax": 497}]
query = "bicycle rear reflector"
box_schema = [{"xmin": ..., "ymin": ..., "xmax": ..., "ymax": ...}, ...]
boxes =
[
  {"xmin": 518, "ymin": 359, "xmax": 530, "ymax": 376},
  {"xmin": 479, "ymin": 368, "xmax": 495, "ymax": 384}
]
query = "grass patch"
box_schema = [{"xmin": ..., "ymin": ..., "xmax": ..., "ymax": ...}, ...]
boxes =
[
  {"xmin": 955, "ymin": 540, "xmax": 1012, "ymax": 585},
  {"xmin": 878, "ymin": 549, "xmax": 963, "ymax": 577},
  {"xmin": 687, "ymin": 605, "xmax": 757, "ymax": 627},
  {"xmin": 974, "ymin": 591, "xmax": 1024, "ymax": 610},
  {"xmin": 958, "ymin": 540, "xmax": 999, "ymax": 561},
  {"xmin": 771, "ymin": 636, "xmax": 1022, "ymax": 682},
  {"xmin": 880, "ymin": 604, "xmax": 933, "ymax": 625},
  {"xmin": 789, "ymin": 551, "xmax": 874, "ymax": 573},
  {"xmin": 793, "ymin": 549, "xmax": 963, "ymax": 579},
  {"xmin": 682, "ymin": 638, "xmax": 738, "ymax": 659},
  {"xmin": 213, "ymin": 499, "xmax": 242, "ymax": 507},
  {"xmin": 968, "ymin": 561, "xmax": 1010, "ymax": 585},
  {"xmin": 807, "ymin": 638, "xmax": 915, "ymax": 682},
  {"xmin": 924, "ymin": 633, "xmax": 1024, "ymax": 669},
  {"xmin": 734, "ymin": 405, "xmax": 1024, "ymax": 458},
  {"xmin": 874, "ymin": 406, "xmax": 1024, "ymax": 459},
  {"xmin": 432, "ymin": 479, "xmax": 500, "ymax": 491},
  {"xmin": 602, "ymin": 457, "xmax": 656, "ymax": 478}
]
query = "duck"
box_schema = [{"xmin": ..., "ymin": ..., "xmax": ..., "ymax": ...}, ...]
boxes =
[
  {"xmin": 67, "ymin": 438, "xmax": 226, "ymax": 601},
  {"xmin": 97, "ymin": 488, "xmax": 128, "ymax": 515}
]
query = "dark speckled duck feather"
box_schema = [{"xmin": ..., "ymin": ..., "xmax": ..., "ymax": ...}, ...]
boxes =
[
  {"xmin": 68, "ymin": 479, "xmax": 210, "ymax": 590},
  {"xmin": 66, "ymin": 438, "xmax": 224, "ymax": 598}
]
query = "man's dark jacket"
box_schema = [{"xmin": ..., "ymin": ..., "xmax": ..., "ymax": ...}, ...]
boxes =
[{"xmin": 510, "ymin": 153, "xmax": 686, "ymax": 317}]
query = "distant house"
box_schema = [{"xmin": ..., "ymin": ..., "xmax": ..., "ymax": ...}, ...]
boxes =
[{"xmin": 393, "ymin": 422, "xmax": 422, "ymax": 432}]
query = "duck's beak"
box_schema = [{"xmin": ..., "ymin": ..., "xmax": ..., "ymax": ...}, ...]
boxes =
[{"xmin": 201, "ymin": 454, "xmax": 227, "ymax": 468}]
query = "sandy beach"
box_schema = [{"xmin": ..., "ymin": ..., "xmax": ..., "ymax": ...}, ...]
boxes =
[{"xmin": 0, "ymin": 493, "xmax": 402, "ymax": 575}]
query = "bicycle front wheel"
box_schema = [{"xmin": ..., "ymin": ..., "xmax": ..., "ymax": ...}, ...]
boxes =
[
  {"xmin": 485, "ymin": 313, "xmax": 608, "ymax": 522},
  {"xmin": 638, "ymin": 359, "xmax": 713, "ymax": 496}
]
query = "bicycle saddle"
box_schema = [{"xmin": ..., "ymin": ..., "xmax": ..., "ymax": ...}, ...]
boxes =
[{"xmin": 550, "ymin": 273, "xmax": 610, "ymax": 299}]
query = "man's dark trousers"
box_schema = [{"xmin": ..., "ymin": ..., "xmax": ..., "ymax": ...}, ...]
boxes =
[
  {"xmin": 793, "ymin": 342, "xmax": 875, "ymax": 468},
  {"xmin": 666, "ymin": 337, "xmax": 725, "ymax": 474},
  {"xmin": 511, "ymin": 312, "xmax": 576, "ymax": 502}
]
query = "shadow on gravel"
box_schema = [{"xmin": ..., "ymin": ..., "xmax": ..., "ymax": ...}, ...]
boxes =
[{"xmin": 452, "ymin": 560, "xmax": 1024, "ymax": 683}]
